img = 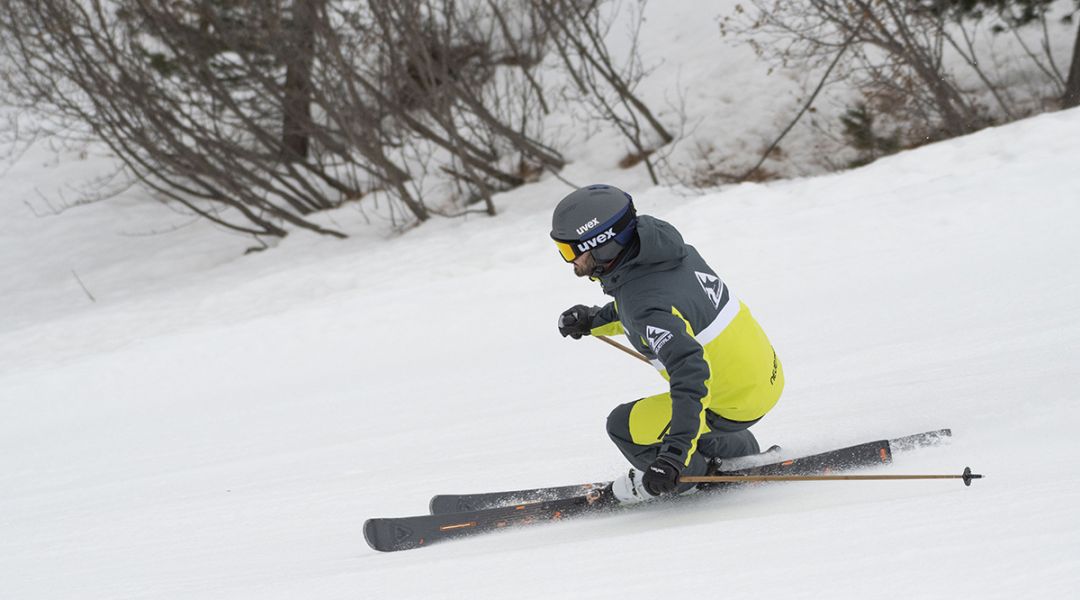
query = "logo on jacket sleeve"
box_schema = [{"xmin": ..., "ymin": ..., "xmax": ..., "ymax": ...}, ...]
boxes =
[
  {"xmin": 695, "ymin": 271, "xmax": 725, "ymax": 309},
  {"xmin": 645, "ymin": 326, "xmax": 674, "ymax": 353}
]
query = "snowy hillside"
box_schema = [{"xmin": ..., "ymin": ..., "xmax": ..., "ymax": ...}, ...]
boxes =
[{"xmin": 3, "ymin": 84, "xmax": 1080, "ymax": 599}]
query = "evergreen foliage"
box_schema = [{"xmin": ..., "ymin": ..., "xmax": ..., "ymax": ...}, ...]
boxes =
[{"xmin": 839, "ymin": 104, "xmax": 901, "ymax": 168}]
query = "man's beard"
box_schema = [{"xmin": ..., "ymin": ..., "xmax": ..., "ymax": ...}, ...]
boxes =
[{"xmin": 573, "ymin": 253, "xmax": 597, "ymax": 277}]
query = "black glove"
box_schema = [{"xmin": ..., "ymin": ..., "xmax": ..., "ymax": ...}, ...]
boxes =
[
  {"xmin": 642, "ymin": 456, "xmax": 683, "ymax": 496},
  {"xmin": 558, "ymin": 305, "xmax": 593, "ymax": 339}
]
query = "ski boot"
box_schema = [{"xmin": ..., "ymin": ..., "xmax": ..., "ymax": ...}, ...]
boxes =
[{"xmin": 608, "ymin": 468, "xmax": 702, "ymax": 505}]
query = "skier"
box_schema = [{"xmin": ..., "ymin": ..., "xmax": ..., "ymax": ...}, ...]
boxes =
[{"xmin": 551, "ymin": 185, "xmax": 784, "ymax": 504}]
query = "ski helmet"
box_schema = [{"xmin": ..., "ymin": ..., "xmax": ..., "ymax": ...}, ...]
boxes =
[{"xmin": 550, "ymin": 185, "xmax": 637, "ymax": 264}]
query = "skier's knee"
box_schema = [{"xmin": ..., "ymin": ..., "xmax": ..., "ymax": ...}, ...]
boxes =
[{"xmin": 606, "ymin": 400, "xmax": 636, "ymax": 442}]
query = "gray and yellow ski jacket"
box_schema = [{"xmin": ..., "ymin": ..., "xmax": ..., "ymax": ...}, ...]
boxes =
[{"xmin": 588, "ymin": 215, "xmax": 783, "ymax": 468}]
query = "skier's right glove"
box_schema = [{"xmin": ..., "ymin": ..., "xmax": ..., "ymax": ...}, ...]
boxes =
[
  {"xmin": 558, "ymin": 305, "xmax": 593, "ymax": 339},
  {"xmin": 642, "ymin": 456, "xmax": 683, "ymax": 496}
]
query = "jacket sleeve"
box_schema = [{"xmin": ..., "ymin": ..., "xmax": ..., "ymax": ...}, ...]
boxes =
[
  {"xmin": 588, "ymin": 302, "xmax": 624, "ymax": 337},
  {"xmin": 636, "ymin": 307, "xmax": 710, "ymax": 468}
]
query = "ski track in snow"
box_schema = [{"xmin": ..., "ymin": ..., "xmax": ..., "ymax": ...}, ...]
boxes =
[{"xmin": 2, "ymin": 50, "xmax": 1080, "ymax": 600}]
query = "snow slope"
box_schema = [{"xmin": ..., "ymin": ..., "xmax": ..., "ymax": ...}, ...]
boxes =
[{"xmin": 2, "ymin": 105, "xmax": 1080, "ymax": 598}]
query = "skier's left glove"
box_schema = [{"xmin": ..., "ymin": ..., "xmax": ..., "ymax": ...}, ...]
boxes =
[
  {"xmin": 558, "ymin": 305, "xmax": 594, "ymax": 339},
  {"xmin": 642, "ymin": 456, "xmax": 683, "ymax": 496}
]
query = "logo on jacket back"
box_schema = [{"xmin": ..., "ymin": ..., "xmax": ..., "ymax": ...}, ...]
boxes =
[
  {"xmin": 695, "ymin": 271, "xmax": 725, "ymax": 309},
  {"xmin": 646, "ymin": 326, "xmax": 674, "ymax": 353},
  {"xmin": 576, "ymin": 228, "xmax": 617, "ymax": 252}
]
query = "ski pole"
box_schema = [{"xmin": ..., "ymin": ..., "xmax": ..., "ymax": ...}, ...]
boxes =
[
  {"xmin": 595, "ymin": 335, "xmax": 650, "ymax": 364},
  {"xmin": 681, "ymin": 467, "xmax": 984, "ymax": 487}
]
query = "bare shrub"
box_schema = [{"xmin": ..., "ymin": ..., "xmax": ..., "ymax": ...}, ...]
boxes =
[
  {"xmin": 535, "ymin": 0, "xmax": 675, "ymax": 184},
  {"xmin": 725, "ymin": 0, "xmax": 1077, "ymax": 164},
  {"xmin": 0, "ymin": 0, "xmax": 567, "ymax": 237}
]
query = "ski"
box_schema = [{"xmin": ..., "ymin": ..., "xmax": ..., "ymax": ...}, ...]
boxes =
[
  {"xmin": 428, "ymin": 481, "xmax": 611, "ymax": 514},
  {"xmin": 428, "ymin": 445, "xmax": 779, "ymax": 515},
  {"xmin": 366, "ymin": 430, "xmax": 951, "ymax": 552},
  {"xmin": 365, "ymin": 488, "xmax": 615, "ymax": 553},
  {"xmin": 428, "ymin": 428, "xmax": 950, "ymax": 514},
  {"xmin": 367, "ymin": 440, "xmax": 890, "ymax": 552}
]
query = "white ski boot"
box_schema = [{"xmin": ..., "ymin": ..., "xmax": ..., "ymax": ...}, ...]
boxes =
[
  {"xmin": 610, "ymin": 468, "xmax": 653, "ymax": 504},
  {"xmin": 610, "ymin": 468, "xmax": 700, "ymax": 505}
]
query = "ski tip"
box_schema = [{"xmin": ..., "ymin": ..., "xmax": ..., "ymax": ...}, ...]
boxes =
[
  {"xmin": 364, "ymin": 517, "xmax": 427, "ymax": 552},
  {"xmin": 363, "ymin": 518, "xmax": 390, "ymax": 552},
  {"xmin": 429, "ymin": 495, "xmax": 463, "ymax": 515}
]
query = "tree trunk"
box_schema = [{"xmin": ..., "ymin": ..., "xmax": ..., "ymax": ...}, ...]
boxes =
[
  {"xmin": 282, "ymin": 0, "xmax": 318, "ymax": 160},
  {"xmin": 1063, "ymin": 21, "xmax": 1080, "ymax": 109}
]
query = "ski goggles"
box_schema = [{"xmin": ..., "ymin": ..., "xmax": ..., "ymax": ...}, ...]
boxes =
[
  {"xmin": 553, "ymin": 239, "xmax": 582, "ymax": 262},
  {"xmin": 551, "ymin": 205, "xmax": 637, "ymax": 263}
]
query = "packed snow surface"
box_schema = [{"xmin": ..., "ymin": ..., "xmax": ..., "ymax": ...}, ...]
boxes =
[{"xmin": 3, "ymin": 105, "xmax": 1080, "ymax": 597}]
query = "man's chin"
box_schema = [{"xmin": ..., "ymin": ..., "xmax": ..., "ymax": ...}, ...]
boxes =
[{"xmin": 572, "ymin": 253, "xmax": 597, "ymax": 277}]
